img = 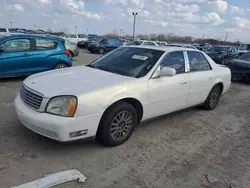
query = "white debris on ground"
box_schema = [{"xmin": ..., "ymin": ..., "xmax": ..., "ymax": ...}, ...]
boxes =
[{"xmin": 11, "ymin": 169, "xmax": 87, "ymax": 188}]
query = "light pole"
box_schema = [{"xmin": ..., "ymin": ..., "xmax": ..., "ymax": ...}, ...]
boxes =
[
  {"xmin": 9, "ymin": 21, "xmax": 12, "ymax": 29},
  {"xmin": 74, "ymin": 26, "xmax": 77, "ymax": 34},
  {"xmin": 132, "ymin": 12, "xmax": 138, "ymax": 38}
]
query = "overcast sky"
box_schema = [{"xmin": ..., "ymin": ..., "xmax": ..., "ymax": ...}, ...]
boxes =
[{"xmin": 0, "ymin": 0, "xmax": 250, "ymax": 42}]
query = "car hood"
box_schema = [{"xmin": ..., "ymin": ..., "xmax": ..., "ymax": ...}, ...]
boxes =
[{"xmin": 23, "ymin": 66, "xmax": 135, "ymax": 98}]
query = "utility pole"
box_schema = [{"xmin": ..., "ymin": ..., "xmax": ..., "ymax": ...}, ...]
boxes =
[
  {"xmin": 74, "ymin": 26, "xmax": 77, "ymax": 34},
  {"xmin": 225, "ymin": 32, "xmax": 228, "ymax": 41},
  {"xmin": 132, "ymin": 12, "xmax": 138, "ymax": 38}
]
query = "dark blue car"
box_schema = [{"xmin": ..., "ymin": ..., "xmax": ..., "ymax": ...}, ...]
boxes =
[
  {"xmin": 88, "ymin": 38, "xmax": 123, "ymax": 54},
  {"xmin": 0, "ymin": 34, "xmax": 72, "ymax": 78}
]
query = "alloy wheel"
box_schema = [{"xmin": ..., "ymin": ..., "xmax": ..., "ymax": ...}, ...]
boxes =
[{"xmin": 110, "ymin": 111, "xmax": 133, "ymax": 141}]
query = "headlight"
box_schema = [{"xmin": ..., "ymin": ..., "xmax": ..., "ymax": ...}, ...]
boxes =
[{"xmin": 45, "ymin": 96, "xmax": 77, "ymax": 117}]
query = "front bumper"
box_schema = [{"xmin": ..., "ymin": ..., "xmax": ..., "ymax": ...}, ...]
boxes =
[{"xmin": 15, "ymin": 95, "xmax": 102, "ymax": 142}]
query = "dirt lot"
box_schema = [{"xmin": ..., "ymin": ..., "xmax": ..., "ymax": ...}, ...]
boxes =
[{"xmin": 0, "ymin": 51, "xmax": 250, "ymax": 187}]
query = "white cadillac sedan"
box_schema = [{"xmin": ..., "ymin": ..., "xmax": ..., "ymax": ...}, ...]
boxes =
[{"xmin": 15, "ymin": 46, "xmax": 231, "ymax": 146}]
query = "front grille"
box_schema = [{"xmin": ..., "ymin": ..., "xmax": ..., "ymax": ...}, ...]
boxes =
[{"xmin": 20, "ymin": 83, "xmax": 43, "ymax": 110}]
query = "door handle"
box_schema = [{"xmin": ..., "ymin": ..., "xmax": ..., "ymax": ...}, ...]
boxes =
[
  {"xmin": 23, "ymin": 53, "xmax": 29, "ymax": 56},
  {"xmin": 208, "ymin": 77, "xmax": 213, "ymax": 80},
  {"xmin": 181, "ymin": 81, "xmax": 187, "ymax": 85}
]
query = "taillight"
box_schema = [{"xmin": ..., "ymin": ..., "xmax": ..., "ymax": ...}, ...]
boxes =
[{"xmin": 65, "ymin": 50, "xmax": 70, "ymax": 57}]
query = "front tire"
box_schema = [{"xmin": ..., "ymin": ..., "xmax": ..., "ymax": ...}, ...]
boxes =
[
  {"xmin": 203, "ymin": 85, "xmax": 221, "ymax": 110},
  {"xmin": 98, "ymin": 48, "xmax": 105, "ymax": 54},
  {"xmin": 97, "ymin": 101, "xmax": 137, "ymax": 146}
]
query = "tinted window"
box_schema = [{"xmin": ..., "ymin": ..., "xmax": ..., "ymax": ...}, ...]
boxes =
[
  {"xmin": 160, "ymin": 51, "xmax": 185, "ymax": 74},
  {"xmin": 107, "ymin": 39, "xmax": 122, "ymax": 46},
  {"xmin": 239, "ymin": 44, "xmax": 250, "ymax": 51},
  {"xmin": 67, "ymin": 34, "xmax": 77, "ymax": 38},
  {"xmin": 239, "ymin": 54, "xmax": 250, "ymax": 61},
  {"xmin": 188, "ymin": 51, "xmax": 211, "ymax": 72},
  {"xmin": 185, "ymin": 45, "xmax": 196, "ymax": 49},
  {"xmin": 127, "ymin": 41, "xmax": 143, "ymax": 46},
  {"xmin": 0, "ymin": 28, "xmax": 7, "ymax": 32},
  {"xmin": 142, "ymin": 42, "xmax": 156, "ymax": 46},
  {"xmin": 36, "ymin": 39, "xmax": 57, "ymax": 50},
  {"xmin": 90, "ymin": 47, "xmax": 164, "ymax": 78},
  {"xmin": 0, "ymin": 38, "xmax": 31, "ymax": 52}
]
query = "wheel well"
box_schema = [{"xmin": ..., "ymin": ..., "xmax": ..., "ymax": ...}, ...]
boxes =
[
  {"xmin": 216, "ymin": 82, "xmax": 224, "ymax": 94},
  {"xmin": 54, "ymin": 62, "xmax": 68, "ymax": 68},
  {"xmin": 100, "ymin": 98, "xmax": 143, "ymax": 125}
]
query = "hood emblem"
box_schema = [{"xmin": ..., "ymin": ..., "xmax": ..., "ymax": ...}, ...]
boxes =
[{"xmin": 32, "ymin": 81, "xmax": 35, "ymax": 84}]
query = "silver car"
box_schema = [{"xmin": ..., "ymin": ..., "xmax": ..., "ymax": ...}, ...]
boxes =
[{"xmin": 64, "ymin": 38, "xmax": 79, "ymax": 60}]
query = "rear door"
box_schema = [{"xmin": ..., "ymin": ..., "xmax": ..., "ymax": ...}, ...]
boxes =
[
  {"xmin": 186, "ymin": 51, "xmax": 215, "ymax": 106},
  {"xmin": 30, "ymin": 38, "xmax": 60, "ymax": 71},
  {"xmin": 0, "ymin": 38, "xmax": 35, "ymax": 76}
]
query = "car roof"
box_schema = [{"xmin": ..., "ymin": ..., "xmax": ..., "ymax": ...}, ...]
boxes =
[
  {"xmin": 123, "ymin": 45, "xmax": 200, "ymax": 52},
  {"xmin": 0, "ymin": 34, "xmax": 64, "ymax": 42}
]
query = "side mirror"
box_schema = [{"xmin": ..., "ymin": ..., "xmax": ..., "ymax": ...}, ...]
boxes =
[
  {"xmin": 0, "ymin": 47, "xmax": 4, "ymax": 53},
  {"xmin": 152, "ymin": 67, "xmax": 176, "ymax": 78}
]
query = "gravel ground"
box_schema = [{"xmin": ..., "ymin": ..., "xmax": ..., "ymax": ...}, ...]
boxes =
[{"xmin": 0, "ymin": 49, "xmax": 250, "ymax": 188}]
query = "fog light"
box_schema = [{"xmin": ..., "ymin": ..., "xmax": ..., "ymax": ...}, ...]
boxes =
[{"xmin": 69, "ymin": 130, "xmax": 88, "ymax": 138}]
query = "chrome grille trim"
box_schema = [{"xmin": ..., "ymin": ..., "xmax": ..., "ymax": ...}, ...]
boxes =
[{"xmin": 20, "ymin": 83, "xmax": 43, "ymax": 110}]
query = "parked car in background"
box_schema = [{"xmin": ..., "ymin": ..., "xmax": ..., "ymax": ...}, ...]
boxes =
[
  {"xmin": 78, "ymin": 34, "xmax": 88, "ymax": 42},
  {"xmin": 88, "ymin": 38, "xmax": 123, "ymax": 54},
  {"xmin": 206, "ymin": 46, "xmax": 228, "ymax": 64},
  {"xmin": 0, "ymin": 27, "xmax": 9, "ymax": 35},
  {"xmin": 0, "ymin": 34, "xmax": 71, "ymax": 78},
  {"xmin": 126, "ymin": 40, "xmax": 159, "ymax": 46},
  {"xmin": 15, "ymin": 46, "xmax": 231, "ymax": 146},
  {"xmin": 65, "ymin": 34, "xmax": 79, "ymax": 44},
  {"xmin": 156, "ymin": 41, "xmax": 168, "ymax": 46},
  {"xmin": 227, "ymin": 53, "xmax": 250, "ymax": 83},
  {"xmin": 64, "ymin": 38, "xmax": 79, "ymax": 60},
  {"xmin": 77, "ymin": 36, "xmax": 103, "ymax": 49},
  {"xmin": 166, "ymin": 44, "xmax": 198, "ymax": 49},
  {"xmin": 238, "ymin": 43, "xmax": 250, "ymax": 55}
]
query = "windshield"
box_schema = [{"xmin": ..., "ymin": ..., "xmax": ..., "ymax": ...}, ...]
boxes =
[
  {"xmin": 127, "ymin": 41, "xmax": 143, "ymax": 46},
  {"xmin": 89, "ymin": 47, "xmax": 164, "ymax": 78},
  {"xmin": 239, "ymin": 44, "xmax": 250, "ymax": 51}
]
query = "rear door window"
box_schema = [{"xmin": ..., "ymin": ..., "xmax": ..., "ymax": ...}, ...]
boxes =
[
  {"xmin": 187, "ymin": 51, "xmax": 212, "ymax": 72},
  {"xmin": 0, "ymin": 38, "xmax": 31, "ymax": 52},
  {"xmin": 35, "ymin": 39, "xmax": 57, "ymax": 50}
]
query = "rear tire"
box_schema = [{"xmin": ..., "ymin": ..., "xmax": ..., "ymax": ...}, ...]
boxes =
[
  {"xmin": 54, "ymin": 63, "xmax": 68, "ymax": 69},
  {"xmin": 97, "ymin": 101, "xmax": 137, "ymax": 146},
  {"xmin": 203, "ymin": 85, "xmax": 221, "ymax": 110}
]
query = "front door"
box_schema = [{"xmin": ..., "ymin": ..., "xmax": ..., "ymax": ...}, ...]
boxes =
[
  {"xmin": 0, "ymin": 38, "xmax": 34, "ymax": 77},
  {"xmin": 186, "ymin": 51, "xmax": 215, "ymax": 106},
  {"xmin": 146, "ymin": 51, "xmax": 189, "ymax": 119}
]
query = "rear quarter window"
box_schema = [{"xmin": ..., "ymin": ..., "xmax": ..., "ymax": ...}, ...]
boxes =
[{"xmin": 35, "ymin": 38, "xmax": 58, "ymax": 50}]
